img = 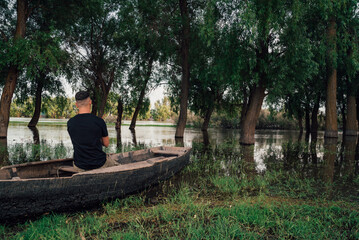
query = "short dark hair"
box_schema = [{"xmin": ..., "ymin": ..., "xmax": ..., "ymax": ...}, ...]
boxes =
[{"xmin": 75, "ymin": 91, "xmax": 90, "ymax": 101}]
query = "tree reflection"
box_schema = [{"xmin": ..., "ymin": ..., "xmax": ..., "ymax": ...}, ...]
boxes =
[
  {"xmin": 29, "ymin": 126, "xmax": 41, "ymax": 161},
  {"xmin": 0, "ymin": 138, "xmax": 9, "ymax": 166},
  {"xmin": 175, "ymin": 137, "xmax": 184, "ymax": 147},
  {"xmin": 28, "ymin": 126, "xmax": 40, "ymax": 145},
  {"xmin": 342, "ymin": 136, "xmax": 356, "ymax": 181},
  {"xmin": 202, "ymin": 130, "xmax": 210, "ymax": 147},
  {"xmin": 130, "ymin": 129, "xmax": 137, "ymax": 147},
  {"xmin": 116, "ymin": 128, "xmax": 122, "ymax": 149},
  {"xmin": 240, "ymin": 144, "xmax": 256, "ymax": 179},
  {"xmin": 323, "ymin": 138, "xmax": 337, "ymax": 184}
]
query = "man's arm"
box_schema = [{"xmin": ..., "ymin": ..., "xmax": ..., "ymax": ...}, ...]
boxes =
[{"xmin": 102, "ymin": 136, "xmax": 110, "ymax": 147}]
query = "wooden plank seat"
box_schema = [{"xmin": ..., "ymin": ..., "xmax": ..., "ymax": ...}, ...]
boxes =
[{"xmin": 58, "ymin": 166, "xmax": 79, "ymax": 173}]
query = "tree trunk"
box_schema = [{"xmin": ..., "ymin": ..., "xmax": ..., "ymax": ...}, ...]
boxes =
[
  {"xmin": 239, "ymin": 87, "xmax": 249, "ymax": 128},
  {"xmin": 240, "ymin": 83, "xmax": 266, "ymax": 145},
  {"xmin": 201, "ymin": 107, "xmax": 214, "ymax": 131},
  {"xmin": 97, "ymin": 69, "xmax": 116, "ymax": 118},
  {"xmin": 311, "ymin": 94, "xmax": 320, "ymax": 142},
  {"xmin": 129, "ymin": 58, "xmax": 154, "ymax": 130},
  {"xmin": 324, "ymin": 18, "xmax": 338, "ymax": 138},
  {"xmin": 175, "ymin": 0, "xmax": 190, "ymax": 139},
  {"xmin": 0, "ymin": 0, "xmax": 28, "ymax": 138},
  {"xmin": 323, "ymin": 137, "xmax": 337, "ymax": 184},
  {"xmin": 0, "ymin": 67, "xmax": 19, "ymax": 138},
  {"xmin": 91, "ymin": 87, "xmax": 99, "ymax": 116},
  {"xmin": 116, "ymin": 97, "xmax": 123, "ymax": 130},
  {"xmin": 130, "ymin": 129, "xmax": 137, "ymax": 146},
  {"xmin": 341, "ymin": 100, "xmax": 346, "ymax": 137},
  {"xmin": 345, "ymin": 95, "xmax": 358, "ymax": 136},
  {"xmin": 305, "ymin": 105, "xmax": 311, "ymax": 141},
  {"xmin": 116, "ymin": 97, "xmax": 123, "ymax": 148},
  {"xmin": 28, "ymin": 78, "xmax": 44, "ymax": 127},
  {"xmin": 298, "ymin": 113, "xmax": 303, "ymax": 134},
  {"xmin": 97, "ymin": 90, "xmax": 109, "ymax": 118}
]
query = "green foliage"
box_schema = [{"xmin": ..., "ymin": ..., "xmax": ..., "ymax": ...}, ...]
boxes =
[{"xmin": 151, "ymin": 97, "xmax": 173, "ymax": 121}]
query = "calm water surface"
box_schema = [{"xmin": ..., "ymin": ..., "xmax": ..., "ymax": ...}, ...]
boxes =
[
  {"xmin": 2, "ymin": 118, "xmax": 342, "ymax": 170},
  {"xmin": 1, "ymin": 118, "xmax": 358, "ymax": 198}
]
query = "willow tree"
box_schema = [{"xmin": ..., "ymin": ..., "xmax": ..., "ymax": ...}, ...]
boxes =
[
  {"xmin": 174, "ymin": 0, "xmax": 191, "ymax": 139},
  {"xmin": 188, "ymin": 1, "xmax": 235, "ymax": 132},
  {"xmin": 118, "ymin": 0, "xmax": 167, "ymax": 130},
  {"xmin": 214, "ymin": 0, "xmax": 315, "ymax": 145},
  {"xmin": 0, "ymin": 0, "xmax": 96, "ymax": 138},
  {"xmin": 65, "ymin": 0, "xmax": 127, "ymax": 118}
]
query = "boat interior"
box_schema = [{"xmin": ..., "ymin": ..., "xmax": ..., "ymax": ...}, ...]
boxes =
[{"xmin": 0, "ymin": 147, "xmax": 187, "ymax": 180}]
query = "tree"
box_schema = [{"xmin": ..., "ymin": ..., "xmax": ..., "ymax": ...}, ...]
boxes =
[
  {"xmin": 214, "ymin": 0, "xmax": 315, "ymax": 144},
  {"xmin": 175, "ymin": 0, "xmax": 191, "ymax": 138},
  {"xmin": 0, "ymin": 0, "xmax": 95, "ymax": 137},
  {"xmin": 65, "ymin": 0, "xmax": 126, "ymax": 118}
]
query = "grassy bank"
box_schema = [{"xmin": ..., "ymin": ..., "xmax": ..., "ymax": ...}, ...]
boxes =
[{"xmin": 1, "ymin": 141, "xmax": 358, "ymax": 239}]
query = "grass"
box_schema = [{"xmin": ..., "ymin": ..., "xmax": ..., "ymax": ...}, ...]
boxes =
[{"xmin": 1, "ymin": 140, "xmax": 358, "ymax": 239}]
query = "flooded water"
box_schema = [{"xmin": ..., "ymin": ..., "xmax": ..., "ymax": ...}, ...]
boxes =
[{"xmin": 1, "ymin": 118, "xmax": 358, "ymax": 178}]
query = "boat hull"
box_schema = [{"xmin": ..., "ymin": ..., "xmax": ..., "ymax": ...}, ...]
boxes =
[{"xmin": 0, "ymin": 147, "xmax": 191, "ymax": 222}]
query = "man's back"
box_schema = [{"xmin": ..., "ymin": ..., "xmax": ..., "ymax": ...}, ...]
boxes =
[{"xmin": 67, "ymin": 113, "xmax": 108, "ymax": 170}]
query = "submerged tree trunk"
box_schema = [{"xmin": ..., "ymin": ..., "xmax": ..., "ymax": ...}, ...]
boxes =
[
  {"xmin": 298, "ymin": 113, "xmax": 303, "ymax": 134},
  {"xmin": 116, "ymin": 97, "xmax": 123, "ymax": 148},
  {"xmin": 305, "ymin": 105, "xmax": 311, "ymax": 141},
  {"xmin": 0, "ymin": 0, "xmax": 28, "ymax": 138},
  {"xmin": 28, "ymin": 77, "xmax": 44, "ymax": 127},
  {"xmin": 345, "ymin": 95, "xmax": 358, "ymax": 136},
  {"xmin": 311, "ymin": 94, "xmax": 321, "ymax": 142},
  {"xmin": 240, "ymin": 82, "xmax": 266, "ymax": 145},
  {"xmin": 116, "ymin": 97, "xmax": 123, "ymax": 130},
  {"xmin": 341, "ymin": 100, "xmax": 346, "ymax": 137},
  {"xmin": 324, "ymin": 18, "xmax": 338, "ymax": 138},
  {"xmin": 130, "ymin": 58, "xmax": 154, "ymax": 130},
  {"xmin": 201, "ymin": 107, "xmax": 214, "ymax": 132},
  {"xmin": 175, "ymin": 0, "xmax": 190, "ymax": 139}
]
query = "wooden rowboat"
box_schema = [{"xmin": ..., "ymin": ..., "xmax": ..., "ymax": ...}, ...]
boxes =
[{"xmin": 0, "ymin": 146, "xmax": 191, "ymax": 222}]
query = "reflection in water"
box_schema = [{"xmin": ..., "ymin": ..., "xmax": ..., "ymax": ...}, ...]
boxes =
[
  {"xmin": 130, "ymin": 129, "xmax": 137, "ymax": 147},
  {"xmin": 28, "ymin": 126, "xmax": 40, "ymax": 144},
  {"xmin": 28, "ymin": 126, "xmax": 40, "ymax": 161},
  {"xmin": 0, "ymin": 138, "xmax": 9, "ymax": 165},
  {"xmin": 323, "ymin": 138, "xmax": 337, "ymax": 184},
  {"xmin": 175, "ymin": 137, "xmax": 184, "ymax": 147},
  {"xmin": 342, "ymin": 136, "xmax": 356, "ymax": 180},
  {"xmin": 202, "ymin": 130, "xmax": 210, "ymax": 147},
  {"xmin": 240, "ymin": 144, "xmax": 256, "ymax": 178},
  {"xmin": 116, "ymin": 128, "xmax": 122, "ymax": 149}
]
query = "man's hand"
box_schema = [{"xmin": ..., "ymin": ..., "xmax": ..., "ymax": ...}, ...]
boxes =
[{"xmin": 101, "ymin": 136, "xmax": 110, "ymax": 147}]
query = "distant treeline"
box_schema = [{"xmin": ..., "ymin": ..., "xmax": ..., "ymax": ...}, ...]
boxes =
[{"xmin": 11, "ymin": 95, "xmax": 312, "ymax": 130}]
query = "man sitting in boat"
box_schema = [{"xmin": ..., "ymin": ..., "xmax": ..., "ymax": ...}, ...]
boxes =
[{"xmin": 67, "ymin": 91, "xmax": 118, "ymax": 171}]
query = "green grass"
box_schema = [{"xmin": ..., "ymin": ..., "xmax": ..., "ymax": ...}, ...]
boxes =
[{"xmin": 1, "ymin": 140, "xmax": 358, "ymax": 239}]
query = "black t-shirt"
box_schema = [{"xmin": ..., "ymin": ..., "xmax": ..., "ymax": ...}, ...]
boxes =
[{"xmin": 67, "ymin": 113, "xmax": 108, "ymax": 170}]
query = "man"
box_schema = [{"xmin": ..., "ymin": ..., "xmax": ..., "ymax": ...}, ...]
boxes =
[{"xmin": 67, "ymin": 91, "xmax": 117, "ymax": 171}]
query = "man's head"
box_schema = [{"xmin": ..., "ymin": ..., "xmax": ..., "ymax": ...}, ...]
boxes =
[{"xmin": 75, "ymin": 91, "xmax": 91, "ymax": 109}]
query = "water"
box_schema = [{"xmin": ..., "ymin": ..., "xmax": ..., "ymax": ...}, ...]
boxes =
[
  {"xmin": 0, "ymin": 118, "xmax": 356, "ymax": 172},
  {"xmin": 1, "ymin": 118, "xmax": 358, "ymax": 201},
  {"xmin": 0, "ymin": 119, "xmax": 346, "ymax": 169}
]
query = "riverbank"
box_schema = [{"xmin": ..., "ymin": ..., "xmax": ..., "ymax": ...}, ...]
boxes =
[{"xmin": 1, "ymin": 141, "xmax": 358, "ymax": 239}]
